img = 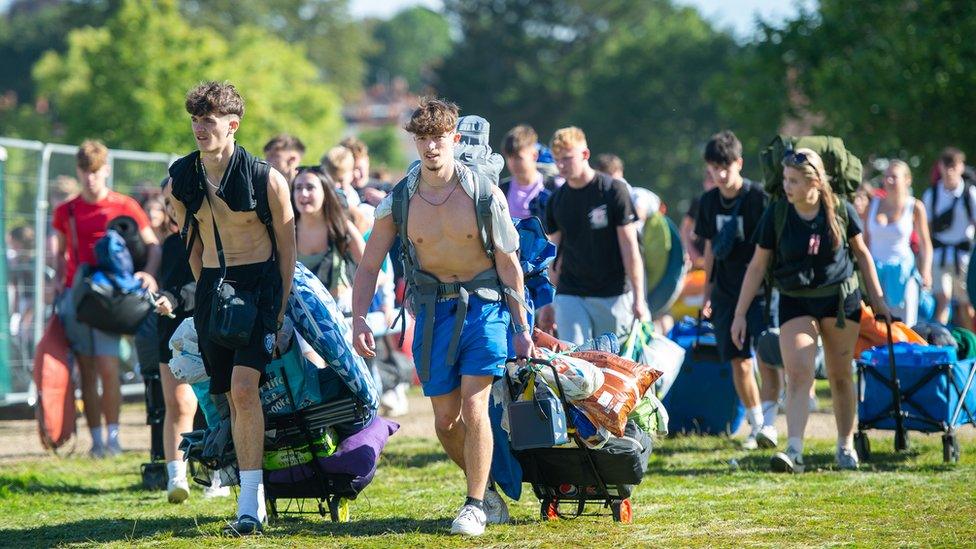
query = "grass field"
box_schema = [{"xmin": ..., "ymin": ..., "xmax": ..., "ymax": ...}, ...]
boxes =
[{"xmin": 1, "ymin": 428, "xmax": 974, "ymax": 548}]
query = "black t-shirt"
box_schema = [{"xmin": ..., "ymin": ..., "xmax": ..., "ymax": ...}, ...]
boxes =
[
  {"xmin": 159, "ymin": 233, "xmax": 194, "ymax": 295},
  {"xmin": 694, "ymin": 180, "xmax": 767, "ymax": 296},
  {"xmin": 754, "ymin": 200, "xmax": 862, "ymax": 288},
  {"xmin": 545, "ymin": 172, "xmax": 637, "ymax": 297}
]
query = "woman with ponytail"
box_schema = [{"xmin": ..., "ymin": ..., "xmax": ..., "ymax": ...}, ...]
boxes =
[{"xmin": 731, "ymin": 148, "xmax": 889, "ymax": 473}]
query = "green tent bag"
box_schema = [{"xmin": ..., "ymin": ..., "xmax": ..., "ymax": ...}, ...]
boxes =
[{"xmin": 759, "ymin": 135, "xmax": 863, "ymax": 201}]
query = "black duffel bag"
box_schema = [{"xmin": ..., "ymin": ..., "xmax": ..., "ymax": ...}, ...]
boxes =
[{"xmin": 72, "ymin": 264, "xmax": 153, "ymax": 335}]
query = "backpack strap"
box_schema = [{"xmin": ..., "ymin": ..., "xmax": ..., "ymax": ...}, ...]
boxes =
[
  {"xmin": 473, "ymin": 174, "xmax": 495, "ymax": 261},
  {"xmin": 251, "ymin": 160, "xmax": 277, "ymax": 260},
  {"xmin": 390, "ymin": 176, "xmax": 411, "ymax": 250}
]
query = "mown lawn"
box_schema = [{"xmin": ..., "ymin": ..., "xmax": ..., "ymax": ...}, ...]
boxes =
[{"xmin": 1, "ymin": 431, "xmax": 974, "ymax": 548}]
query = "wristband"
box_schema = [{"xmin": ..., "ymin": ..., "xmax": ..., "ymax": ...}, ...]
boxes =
[{"xmin": 512, "ymin": 323, "xmax": 530, "ymax": 334}]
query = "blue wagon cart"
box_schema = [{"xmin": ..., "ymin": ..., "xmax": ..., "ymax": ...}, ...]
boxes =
[{"xmin": 854, "ymin": 322, "xmax": 976, "ymax": 463}]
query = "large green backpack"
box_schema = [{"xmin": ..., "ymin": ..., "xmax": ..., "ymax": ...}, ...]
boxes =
[{"xmin": 759, "ymin": 135, "xmax": 862, "ymax": 202}]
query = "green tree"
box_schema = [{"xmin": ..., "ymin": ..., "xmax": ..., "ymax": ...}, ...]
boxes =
[
  {"xmin": 367, "ymin": 7, "xmax": 452, "ymax": 90},
  {"xmin": 358, "ymin": 125, "xmax": 407, "ymax": 171},
  {"xmin": 437, "ymin": 0, "xmax": 736, "ymax": 212},
  {"xmin": 179, "ymin": 0, "xmax": 374, "ymax": 100},
  {"xmin": 33, "ymin": 0, "xmax": 343, "ymax": 154},
  {"xmin": 720, "ymin": 1, "xmax": 976, "ymax": 177},
  {"xmin": 0, "ymin": 0, "xmax": 118, "ymax": 102},
  {"xmin": 575, "ymin": 3, "xmax": 736, "ymax": 207}
]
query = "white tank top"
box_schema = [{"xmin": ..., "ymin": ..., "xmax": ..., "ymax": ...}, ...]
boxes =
[{"xmin": 867, "ymin": 197, "xmax": 915, "ymax": 263}]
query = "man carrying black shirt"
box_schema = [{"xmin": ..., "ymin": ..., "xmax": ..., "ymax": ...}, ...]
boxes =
[
  {"xmin": 695, "ymin": 131, "xmax": 780, "ymax": 450},
  {"xmin": 542, "ymin": 126, "xmax": 648, "ymax": 344}
]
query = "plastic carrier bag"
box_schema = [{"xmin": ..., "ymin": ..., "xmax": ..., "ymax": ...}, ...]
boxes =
[
  {"xmin": 260, "ymin": 338, "xmax": 323, "ymax": 417},
  {"xmin": 620, "ymin": 320, "xmax": 685, "ymax": 398}
]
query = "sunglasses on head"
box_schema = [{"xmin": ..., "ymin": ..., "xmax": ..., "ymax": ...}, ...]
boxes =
[{"xmin": 783, "ymin": 150, "xmax": 810, "ymax": 166}]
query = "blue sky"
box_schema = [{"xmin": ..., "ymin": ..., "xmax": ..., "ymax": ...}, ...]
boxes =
[{"xmin": 350, "ymin": 0, "xmax": 815, "ymax": 38}]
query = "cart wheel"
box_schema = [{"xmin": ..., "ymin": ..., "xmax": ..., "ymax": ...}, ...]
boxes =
[
  {"xmin": 943, "ymin": 433, "xmax": 960, "ymax": 464},
  {"xmin": 853, "ymin": 432, "xmax": 871, "ymax": 462},
  {"xmin": 328, "ymin": 497, "xmax": 351, "ymax": 523},
  {"xmin": 611, "ymin": 498, "xmax": 633, "ymax": 524},
  {"xmin": 540, "ymin": 498, "xmax": 559, "ymax": 521}
]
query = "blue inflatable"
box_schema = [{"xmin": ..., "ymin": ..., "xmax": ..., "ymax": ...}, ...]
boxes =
[{"xmin": 287, "ymin": 262, "xmax": 379, "ymax": 411}]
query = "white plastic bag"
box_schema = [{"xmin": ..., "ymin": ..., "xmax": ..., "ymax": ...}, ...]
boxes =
[
  {"xmin": 536, "ymin": 348, "xmax": 605, "ymax": 400},
  {"xmin": 167, "ymin": 318, "xmax": 208, "ymax": 384},
  {"xmin": 643, "ymin": 333, "xmax": 685, "ymax": 398}
]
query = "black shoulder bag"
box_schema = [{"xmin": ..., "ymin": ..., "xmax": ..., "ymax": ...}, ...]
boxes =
[
  {"xmin": 711, "ymin": 187, "xmax": 746, "ymax": 261},
  {"xmin": 205, "ymin": 191, "xmax": 260, "ymax": 349}
]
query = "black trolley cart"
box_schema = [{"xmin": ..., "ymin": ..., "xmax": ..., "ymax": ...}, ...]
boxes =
[{"xmin": 508, "ymin": 358, "xmax": 651, "ymax": 523}]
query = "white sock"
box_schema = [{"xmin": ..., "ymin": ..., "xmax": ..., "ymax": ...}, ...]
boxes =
[
  {"xmin": 787, "ymin": 437, "xmax": 804, "ymax": 454},
  {"xmin": 107, "ymin": 423, "xmax": 120, "ymax": 444},
  {"xmin": 837, "ymin": 437, "xmax": 853, "ymax": 451},
  {"xmin": 166, "ymin": 460, "xmax": 186, "ymax": 482},
  {"xmin": 237, "ymin": 469, "xmax": 266, "ymax": 522},
  {"xmin": 746, "ymin": 406, "xmax": 763, "ymax": 433},
  {"xmin": 90, "ymin": 426, "xmax": 104, "ymax": 447},
  {"xmin": 762, "ymin": 400, "xmax": 778, "ymax": 427}
]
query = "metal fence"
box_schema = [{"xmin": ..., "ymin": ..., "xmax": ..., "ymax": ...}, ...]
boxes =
[{"xmin": 0, "ymin": 137, "xmax": 177, "ymax": 402}]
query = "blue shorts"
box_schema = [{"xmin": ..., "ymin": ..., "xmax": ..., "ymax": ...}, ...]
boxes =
[{"xmin": 412, "ymin": 295, "xmax": 511, "ymax": 397}]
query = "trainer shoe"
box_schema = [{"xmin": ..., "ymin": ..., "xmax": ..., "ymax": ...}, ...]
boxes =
[
  {"xmin": 223, "ymin": 515, "xmax": 263, "ymax": 537},
  {"xmin": 203, "ymin": 471, "xmax": 231, "ymax": 499},
  {"xmin": 770, "ymin": 447, "xmax": 805, "ymax": 473},
  {"xmin": 450, "ymin": 504, "xmax": 487, "ymax": 536},
  {"xmin": 88, "ymin": 445, "xmax": 106, "ymax": 459},
  {"xmin": 742, "ymin": 434, "xmax": 759, "ymax": 450},
  {"xmin": 106, "ymin": 439, "xmax": 123, "ymax": 457},
  {"xmin": 756, "ymin": 425, "xmax": 779, "ymax": 449},
  {"xmin": 483, "ymin": 487, "xmax": 510, "ymax": 524},
  {"xmin": 836, "ymin": 446, "xmax": 859, "ymax": 470},
  {"xmin": 167, "ymin": 478, "xmax": 190, "ymax": 504}
]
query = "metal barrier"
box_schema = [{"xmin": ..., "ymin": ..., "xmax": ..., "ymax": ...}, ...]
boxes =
[{"xmin": 0, "ymin": 137, "xmax": 178, "ymax": 401}]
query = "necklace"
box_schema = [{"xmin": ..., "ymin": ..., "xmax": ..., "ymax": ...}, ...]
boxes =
[
  {"xmin": 416, "ymin": 181, "xmax": 459, "ymax": 206},
  {"xmin": 199, "ymin": 158, "xmax": 221, "ymax": 190}
]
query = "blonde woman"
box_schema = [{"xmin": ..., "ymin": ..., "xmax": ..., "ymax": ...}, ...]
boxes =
[
  {"xmin": 863, "ymin": 161, "xmax": 933, "ymax": 326},
  {"xmin": 731, "ymin": 149, "xmax": 889, "ymax": 473}
]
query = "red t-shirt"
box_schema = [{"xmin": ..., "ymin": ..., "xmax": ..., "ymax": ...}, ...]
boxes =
[{"xmin": 52, "ymin": 191, "xmax": 151, "ymax": 287}]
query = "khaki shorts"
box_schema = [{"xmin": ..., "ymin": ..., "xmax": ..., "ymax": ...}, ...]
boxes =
[{"xmin": 933, "ymin": 262, "xmax": 970, "ymax": 304}]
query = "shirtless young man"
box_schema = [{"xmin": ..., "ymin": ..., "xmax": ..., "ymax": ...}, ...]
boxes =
[
  {"xmin": 351, "ymin": 98, "xmax": 533, "ymax": 536},
  {"xmin": 166, "ymin": 81, "xmax": 296, "ymax": 536}
]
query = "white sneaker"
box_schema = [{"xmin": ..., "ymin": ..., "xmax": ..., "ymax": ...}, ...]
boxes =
[
  {"xmin": 204, "ymin": 471, "xmax": 232, "ymax": 498},
  {"xmin": 756, "ymin": 425, "xmax": 779, "ymax": 449},
  {"xmin": 450, "ymin": 504, "xmax": 487, "ymax": 536},
  {"xmin": 167, "ymin": 478, "xmax": 190, "ymax": 504},
  {"xmin": 483, "ymin": 488, "xmax": 510, "ymax": 524},
  {"xmin": 742, "ymin": 434, "xmax": 759, "ymax": 450},
  {"xmin": 836, "ymin": 446, "xmax": 859, "ymax": 470},
  {"xmin": 770, "ymin": 446, "xmax": 805, "ymax": 474}
]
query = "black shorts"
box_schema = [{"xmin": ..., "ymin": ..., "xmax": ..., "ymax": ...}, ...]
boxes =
[
  {"xmin": 711, "ymin": 289, "xmax": 766, "ymax": 363},
  {"xmin": 779, "ymin": 288, "xmax": 862, "ymax": 326},
  {"xmin": 157, "ymin": 312, "xmax": 191, "ymax": 364},
  {"xmin": 193, "ymin": 260, "xmax": 282, "ymax": 395}
]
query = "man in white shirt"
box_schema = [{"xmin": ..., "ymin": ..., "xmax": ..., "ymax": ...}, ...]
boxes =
[{"xmin": 922, "ymin": 147, "xmax": 976, "ymax": 326}]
